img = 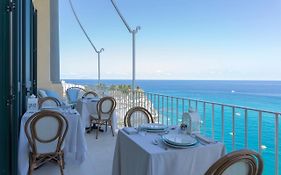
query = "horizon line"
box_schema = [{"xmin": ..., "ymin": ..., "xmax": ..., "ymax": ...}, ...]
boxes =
[{"xmin": 61, "ymin": 79, "xmax": 281, "ymax": 81}]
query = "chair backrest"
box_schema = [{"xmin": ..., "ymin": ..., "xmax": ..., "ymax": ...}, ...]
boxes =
[
  {"xmin": 24, "ymin": 110, "xmax": 68, "ymax": 154},
  {"xmin": 66, "ymin": 87, "xmax": 86, "ymax": 104},
  {"xmin": 82, "ymin": 91, "xmax": 98, "ymax": 98},
  {"xmin": 38, "ymin": 97, "xmax": 61, "ymax": 109},
  {"xmin": 205, "ymin": 149, "xmax": 263, "ymax": 175},
  {"xmin": 124, "ymin": 107, "xmax": 154, "ymax": 127},
  {"xmin": 97, "ymin": 96, "xmax": 116, "ymax": 120}
]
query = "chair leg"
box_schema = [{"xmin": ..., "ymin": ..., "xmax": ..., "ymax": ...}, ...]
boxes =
[
  {"xmin": 86, "ymin": 127, "xmax": 91, "ymax": 133},
  {"xmin": 59, "ymin": 152, "xmax": 64, "ymax": 175},
  {"xmin": 88, "ymin": 122, "xmax": 94, "ymax": 133},
  {"xmin": 59, "ymin": 163, "xmax": 64, "ymax": 175},
  {"xmin": 28, "ymin": 153, "xmax": 34, "ymax": 175},
  {"xmin": 96, "ymin": 123, "xmax": 100, "ymax": 139},
  {"xmin": 110, "ymin": 122, "xmax": 114, "ymax": 137},
  {"xmin": 62, "ymin": 151, "xmax": 65, "ymax": 169},
  {"xmin": 105, "ymin": 122, "xmax": 108, "ymax": 132}
]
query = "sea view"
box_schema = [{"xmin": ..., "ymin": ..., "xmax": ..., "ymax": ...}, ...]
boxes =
[
  {"xmin": 65, "ymin": 79, "xmax": 281, "ymax": 175},
  {"xmin": 65, "ymin": 79, "xmax": 281, "ymax": 112}
]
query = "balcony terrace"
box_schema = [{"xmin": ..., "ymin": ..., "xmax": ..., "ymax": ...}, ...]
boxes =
[
  {"xmin": 29, "ymin": 82, "xmax": 280, "ymax": 175},
  {"xmin": 1, "ymin": 0, "xmax": 280, "ymax": 175}
]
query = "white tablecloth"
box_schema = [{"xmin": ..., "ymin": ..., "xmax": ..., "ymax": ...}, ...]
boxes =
[
  {"xmin": 18, "ymin": 109, "xmax": 88, "ymax": 175},
  {"xmin": 76, "ymin": 98, "xmax": 118, "ymax": 131},
  {"xmin": 113, "ymin": 130, "xmax": 225, "ymax": 175}
]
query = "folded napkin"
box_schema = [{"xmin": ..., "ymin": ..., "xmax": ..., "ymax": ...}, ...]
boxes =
[
  {"xmin": 123, "ymin": 127, "xmax": 138, "ymax": 135},
  {"xmin": 193, "ymin": 133, "xmax": 215, "ymax": 144}
]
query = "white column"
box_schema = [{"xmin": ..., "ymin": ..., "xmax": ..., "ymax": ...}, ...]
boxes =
[{"xmin": 50, "ymin": 0, "xmax": 60, "ymax": 83}]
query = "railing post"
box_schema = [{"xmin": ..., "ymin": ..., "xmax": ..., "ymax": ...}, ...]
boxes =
[
  {"xmin": 166, "ymin": 96, "xmax": 169, "ymax": 125},
  {"xmin": 142, "ymin": 92, "xmax": 144, "ymax": 107},
  {"xmin": 245, "ymin": 109, "xmax": 248, "ymax": 148},
  {"xmin": 145, "ymin": 92, "xmax": 148, "ymax": 110},
  {"xmin": 122, "ymin": 92, "xmax": 124, "ymax": 127},
  {"xmin": 140, "ymin": 92, "xmax": 143, "ymax": 108},
  {"xmin": 153, "ymin": 94, "xmax": 156, "ymax": 119},
  {"xmin": 157, "ymin": 95, "xmax": 160, "ymax": 123},
  {"xmin": 275, "ymin": 113, "xmax": 279, "ymax": 175},
  {"xmin": 212, "ymin": 103, "xmax": 215, "ymax": 139},
  {"xmin": 182, "ymin": 99, "xmax": 185, "ymax": 114},
  {"xmin": 162, "ymin": 95, "xmax": 164, "ymax": 124},
  {"xmin": 203, "ymin": 102, "xmax": 206, "ymax": 130},
  {"xmin": 176, "ymin": 98, "xmax": 179, "ymax": 125},
  {"xmin": 139, "ymin": 91, "xmax": 142, "ymax": 107},
  {"xmin": 232, "ymin": 107, "xmax": 235, "ymax": 150},
  {"xmin": 150, "ymin": 93, "xmax": 153, "ymax": 115},
  {"xmin": 221, "ymin": 105, "xmax": 224, "ymax": 143},
  {"xmin": 137, "ymin": 91, "xmax": 139, "ymax": 107},
  {"xmin": 258, "ymin": 111, "xmax": 262, "ymax": 154},
  {"xmin": 171, "ymin": 97, "xmax": 174, "ymax": 125}
]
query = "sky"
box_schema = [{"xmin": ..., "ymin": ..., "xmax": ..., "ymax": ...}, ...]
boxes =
[{"xmin": 59, "ymin": 0, "xmax": 281, "ymax": 80}]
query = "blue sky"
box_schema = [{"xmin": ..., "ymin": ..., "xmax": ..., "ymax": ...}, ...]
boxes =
[{"xmin": 59, "ymin": 0, "xmax": 281, "ymax": 80}]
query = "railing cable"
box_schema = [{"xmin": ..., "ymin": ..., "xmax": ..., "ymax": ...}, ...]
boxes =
[
  {"xmin": 68, "ymin": 0, "xmax": 104, "ymax": 84},
  {"xmin": 110, "ymin": 0, "xmax": 140, "ymax": 91}
]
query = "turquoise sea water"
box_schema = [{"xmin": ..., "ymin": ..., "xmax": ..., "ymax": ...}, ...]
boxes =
[{"xmin": 65, "ymin": 79, "xmax": 281, "ymax": 174}]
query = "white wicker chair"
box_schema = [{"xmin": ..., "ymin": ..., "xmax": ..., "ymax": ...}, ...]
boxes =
[
  {"xmin": 25, "ymin": 110, "xmax": 68, "ymax": 175},
  {"xmin": 38, "ymin": 97, "xmax": 61, "ymax": 109},
  {"xmin": 90, "ymin": 96, "xmax": 116, "ymax": 139},
  {"xmin": 205, "ymin": 149, "xmax": 263, "ymax": 175},
  {"xmin": 124, "ymin": 107, "xmax": 154, "ymax": 128},
  {"xmin": 82, "ymin": 91, "xmax": 98, "ymax": 98}
]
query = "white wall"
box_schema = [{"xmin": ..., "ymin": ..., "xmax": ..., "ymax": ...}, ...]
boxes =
[{"xmin": 33, "ymin": 0, "xmax": 63, "ymax": 95}]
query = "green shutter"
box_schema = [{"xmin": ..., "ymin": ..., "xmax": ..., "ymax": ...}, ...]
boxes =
[
  {"xmin": 0, "ymin": 0, "xmax": 35, "ymax": 174},
  {"xmin": 0, "ymin": 0, "xmax": 13, "ymax": 174}
]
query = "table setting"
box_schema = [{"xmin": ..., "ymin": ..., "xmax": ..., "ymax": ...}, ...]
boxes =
[
  {"xmin": 18, "ymin": 105, "xmax": 88, "ymax": 175},
  {"xmin": 125, "ymin": 123, "xmax": 218, "ymax": 149},
  {"xmin": 113, "ymin": 122, "xmax": 225, "ymax": 175}
]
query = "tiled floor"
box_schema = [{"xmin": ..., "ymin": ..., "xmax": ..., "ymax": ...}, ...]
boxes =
[{"xmin": 33, "ymin": 130, "xmax": 117, "ymax": 175}]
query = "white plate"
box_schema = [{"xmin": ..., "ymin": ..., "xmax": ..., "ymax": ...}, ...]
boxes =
[
  {"xmin": 141, "ymin": 123, "xmax": 168, "ymax": 130},
  {"xmin": 162, "ymin": 139, "xmax": 198, "ymax": 149},
  {"xmin": 144, "ymin": 128, "xmax": 168, "ymax": 133},
  {"xmin": 41, "ymin": 107, "xmax": 60, "ymax": 110},
  {"xmin": 162, "ymin": 134, "xmax": 198, "ymax": 146}
]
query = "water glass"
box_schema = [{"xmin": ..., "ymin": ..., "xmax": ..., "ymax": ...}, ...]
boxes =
[{"xmin": 137, "ymin": 125, "xmax": 147, "ymax": 136}]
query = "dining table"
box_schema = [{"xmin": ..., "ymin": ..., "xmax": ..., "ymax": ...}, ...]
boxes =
[
  {"xmin": 18, "ymin": 107, "xmax": 88, "ymax": 175},
  {"xmin": 76, "ymin": 97, "xmax": 118, "ymax": 132},
  {"xmin": 112, "ymin": 127, "xmax": 225, "ymax": 175}
]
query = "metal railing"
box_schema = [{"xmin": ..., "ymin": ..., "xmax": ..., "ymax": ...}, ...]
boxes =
[{"xmin": 109, "ymin": 90, "xmax": 280, "ymax": 175}]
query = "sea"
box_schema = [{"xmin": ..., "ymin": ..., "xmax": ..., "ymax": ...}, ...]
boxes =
[{"xmin": 64, "ymin": 79, "xmax": 281, "ymax": 174}]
